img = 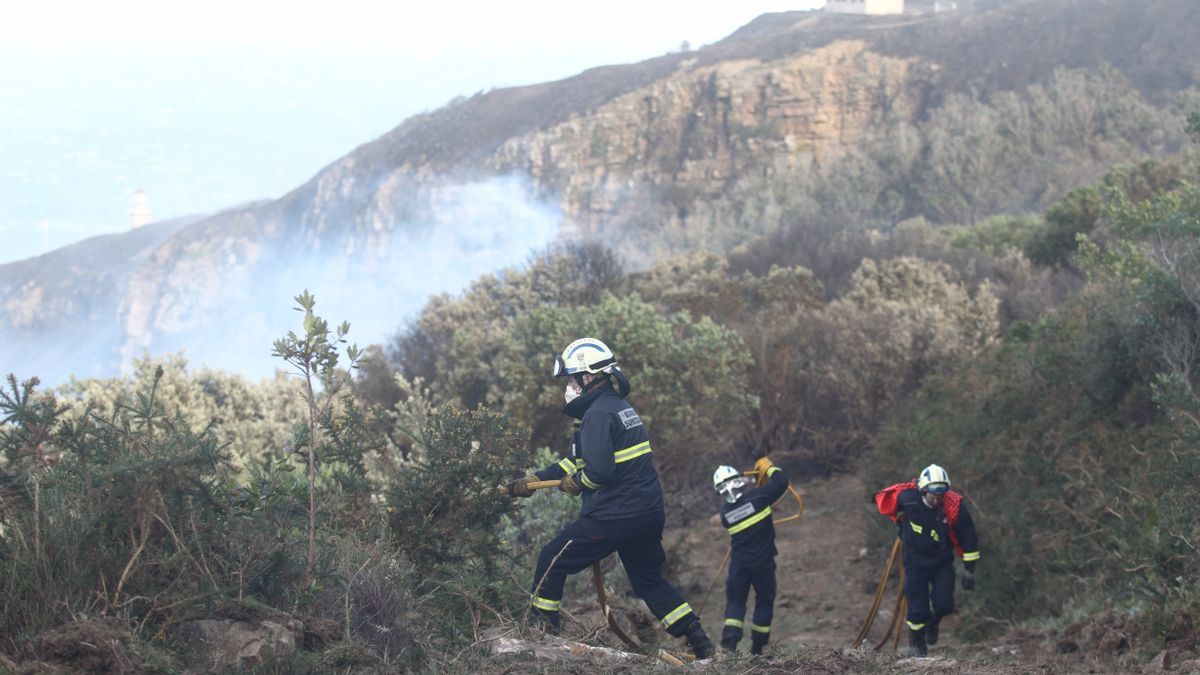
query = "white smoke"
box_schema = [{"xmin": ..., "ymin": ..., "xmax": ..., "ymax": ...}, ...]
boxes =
[{"xmin": 1, "ymin": 175, "xmax": 563, "ymax": 385}]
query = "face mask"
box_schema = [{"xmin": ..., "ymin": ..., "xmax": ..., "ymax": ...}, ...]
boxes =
[
  {"xmin": 564, "ymin": 384, "xmax": 580, "ymax": 404},
  {"xmin": 719, "ymin": 478, "xmax": 748, "ymax": 503}
]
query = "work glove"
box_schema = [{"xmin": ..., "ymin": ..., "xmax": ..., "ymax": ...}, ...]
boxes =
[
  {"xmin": 961, "ymin": 565, "xmax": 976, "ymax": 591},
  {"xmin": 753, "ymin": 456, "xmax": 775, "ymax": 485},
  {"xmin": 508, "ymin": 476, "xmax": 536, "ymax": 498},
  {"xmin": 559, "ymin": 473, "xmax": 582, "ymax": 496}
]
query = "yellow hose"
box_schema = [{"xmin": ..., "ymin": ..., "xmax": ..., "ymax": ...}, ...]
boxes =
[
  {"xmin": 853, "ymin": 538, "xmax": 900, "ymax": 648},
  {"xmin": 876, "ymin": 562, "xmax": 906, "ymax": 650},
  {"xmin": 853, "ymin": 538, "xmax": 908, "ymax": 652}
]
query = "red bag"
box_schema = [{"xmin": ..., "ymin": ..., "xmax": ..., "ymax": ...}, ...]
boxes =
[
  {"xmin": 874, "ymin": 480, "xmax": 916, "ymax": 521},
  {"xmin": 875, "ymin": 480, "xmax": 966, "ymax": 558},
  {"xmin": 943, "ymin": 491, "xmax": 964, "ymax": 557}
]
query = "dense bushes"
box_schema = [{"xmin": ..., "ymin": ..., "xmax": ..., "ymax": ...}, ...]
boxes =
[
  {"xmin": 0, "ymin": 295, "xmax": 540, "ymax": 671},
  {"xmin": 0, "ymin": 369, "xmax": 290, "ymax": 649},
  {"xmin": 869, "ymin": 149, "xmax": 1200, "ymax": 645},
  {"xmin": 383, "ymin": 241, "xmax": 1000, "ymax": 497},
  {"xmin": 57, "ymin": 353, "xmax": 306, "ymax": 475},
  {"xmin": 624, "ymin": 69, "xmax": 1194, "ymax": 265}
]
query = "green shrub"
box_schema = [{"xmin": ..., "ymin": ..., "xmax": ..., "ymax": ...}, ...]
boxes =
[
  {"xmin": 383, "ymin": 404, "xmax": 531, "ymax": 640},
  {"xmin": 870, "ymin": 155, "xmax": 1200, "ymax": 647},
  {"xmin": 0, "ymin": 369, "xmax": 238, "ymax": 640},
  {"xmin": 500, "ymin": 447, "xmax": 579, "ymax": 555}
]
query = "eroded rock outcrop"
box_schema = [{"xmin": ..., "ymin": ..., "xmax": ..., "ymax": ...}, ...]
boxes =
[{"xmin": 492, "ymin": 41, "xmax": 923, "ymax": 228}]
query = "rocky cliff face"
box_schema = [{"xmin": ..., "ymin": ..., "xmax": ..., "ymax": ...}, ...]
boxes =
[
  {"xmin": 490, "ymin": 41, "xmax": 924, "ymax": 230},
  {"xmin": 3, "ymin": 0, "xmax": 1198, "ymax": 383}
]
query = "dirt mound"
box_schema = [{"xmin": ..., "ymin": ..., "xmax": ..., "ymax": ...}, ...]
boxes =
[
  {"xmin": 32, "ymin": 618, "xmax": 135, "ymax": 673},
  {"xmin": 1056, "ymin": 610, "xmax": 1135, "ymax": 657}
]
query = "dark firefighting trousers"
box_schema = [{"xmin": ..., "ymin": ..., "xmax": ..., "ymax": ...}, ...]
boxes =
[
  {"xmin": 721, "ymin": 558, "xmax": 776, "ymax": 651},
  {"xmin": 904, "ymin": 558, "xmax": 955, "ymax": 634},
  {"xmin": 529, "ymin": 512, "xmax": 697, "ymax": 636}
]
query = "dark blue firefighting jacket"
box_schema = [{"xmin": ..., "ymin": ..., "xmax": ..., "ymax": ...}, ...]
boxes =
[
  {"xmin": 720, "ymin": 467, "xmax": 790, "ymax": 567},
  {"xmin": 895, "ymin": 487, "xmax": 980, "ymax": 569},
  {"xmin": 535, "ymin": 381, "xmax": 663, "ymax": 520}
]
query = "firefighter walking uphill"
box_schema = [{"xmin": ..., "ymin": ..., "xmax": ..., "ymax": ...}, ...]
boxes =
[
  {"xmin": 507, "ymin": 338, "xmax": 715, "ymax": 660},
  {"xmin": 875, "ymin": 464, "xmax": 980, "ymax": 656}
]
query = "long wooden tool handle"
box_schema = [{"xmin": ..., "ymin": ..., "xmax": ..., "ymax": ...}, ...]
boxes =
[
  {"xmin": 592, "ymin": 563, "xmax": 647, "ymax": 655},
  {"xmin": 497, "ymin": 479, "xmax": 562, "ymax": 495}
]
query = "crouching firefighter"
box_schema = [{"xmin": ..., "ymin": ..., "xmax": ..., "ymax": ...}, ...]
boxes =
[
  {"xmin": 507, "ymin": 338, "xmax": 715, "ymax": 659},
  {"xmin": 875, "ymin": 464, "xmax": 980, "ymax": 657},
  {"xmin": 713, "ymin": 456, "xmax": 790, "ymax": 655}
]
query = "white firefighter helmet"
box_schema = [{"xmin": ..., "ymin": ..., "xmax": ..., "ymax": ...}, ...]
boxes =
[
  {"xmin": 917, "ymin": 464, "xmax": 951, "ymax": 495},
  {"xmin": 713, "ymin": 465, "xmax": 749, "ymax": 503},
  {"xmin": 553, "ymin": 338, "xmax": 617, "ymax": 378},
  {"xmin": 713, "ymin": 465, "xmax": 740, "ymax": 491}
]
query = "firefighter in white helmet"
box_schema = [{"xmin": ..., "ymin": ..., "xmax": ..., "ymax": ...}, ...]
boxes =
[
  {"xmin": 875, "ymin": 463, "xmax": 980, "ymax": 656},
  {"xmin": 507, "ymin": 338, "xmax": 715, "ymax": 659},
  {"xmin": 713, "ymin": 453, "xmax": 790, "ymax": 654}
]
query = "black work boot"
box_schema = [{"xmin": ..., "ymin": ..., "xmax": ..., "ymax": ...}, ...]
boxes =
[
  {"xmin": 720, "ymin": 625, "xmax": 741, "ymax": 652},
  {"xmin": 750, "ymin": 635, "xmax": 768, "ymax": 655},
  {"xmin": 531, "ymin": 607, "xmax": 560, "ymax": 635},
  {"xmin": 909, "ymin": 628, "xmax": 928, "ymax": 657},
  {"xmin": 683, "ymin": 618, "xmax": 715, "ymax": 660},
  {"xmin": 926, "ymin": 617, "xmax": 940, "ymax": 646}
]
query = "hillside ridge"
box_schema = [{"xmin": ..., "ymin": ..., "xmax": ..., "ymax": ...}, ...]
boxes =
[{"xmin": 2, "ymin": 0, "xmax": 1197, "ymax": 383}]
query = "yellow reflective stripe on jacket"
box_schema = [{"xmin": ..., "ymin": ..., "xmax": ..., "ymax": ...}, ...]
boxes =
[
  {"xmin": 579, "ymin": 471, "xmax": 601, "ymax": 490},
  {"xmin": 573, "ymin": 458, "xmax": 586, "ymax": 470},
  {"xmin": 613, "ymin": 441, "xmax": 651, "ymax": 463},
  {"xmin": 750, "ymin": 623, "xmax": 771, "ymax": 634},
  {"xmin": 766, "ymin": 466, "xmax": 781, "ymax": 477},
  {"xmin": 660, "ymin": 602, "xmax": 693, "ymax": 628},
  {"xmin": 726, "ymin": 506, "xmax": 773, "ymax": 535},
  {"xmin": 724, "ymin": 618, "xmax": 744, "ymax": 628},
  {"xmin": 557, "ymin": 458, "xmax": 576, "ymax": 476},
  {"xmin": 906, "ymin": 620, "xmax": 925, "ymax": 631},
  {"xmin": 531, "ymin": 596, "xmax": 560, "ymax": 612},
  {"xmin": 910, "ymin": 521, "xmax": 923, "ymax": 534},
  {"xmin": 962, "ymin": 550, "xmax": 980, "ymax": 562}
]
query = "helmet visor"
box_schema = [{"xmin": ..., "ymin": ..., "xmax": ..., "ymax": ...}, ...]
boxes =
[
  {"xmin": 923, "ymin": 483, "xmax": 949, "ymax": 495},
  {"xmin": 552, "ymin": 355, "xmax": 566, "ymax": 377},
  {"xmin": 717, "ymin": 476, "xmax": 749, "ymax": 496}
]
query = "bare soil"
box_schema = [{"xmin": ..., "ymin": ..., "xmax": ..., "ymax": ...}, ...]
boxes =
[
  {"xmin": 498, "ymin": 471, "xmax": 1188, "ymax": 672},
  {"xmin": 655, "ymin": 471, "xmax": 1155, "ymax": 673}
]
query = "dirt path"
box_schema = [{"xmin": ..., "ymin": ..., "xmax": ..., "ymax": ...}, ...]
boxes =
[
  {"xmin": 674, "ymin": 471, "xmax": 893, "ymax": 651},
  {"xmin": 537, "ymin": 470, "xmax": 1171, "ymax": 672},
  {"xmin": 657, "ymin": 471, "xmax": 1150, "ymax": 673}
]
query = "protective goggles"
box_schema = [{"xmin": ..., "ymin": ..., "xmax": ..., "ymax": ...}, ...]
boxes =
[
  {"xmin": 552, "ymin": 354, "xmax": 567, "ymax": 377},
  {"xmin": 922, "ymin": 483, "xmax": 949, "ymax": 495}
]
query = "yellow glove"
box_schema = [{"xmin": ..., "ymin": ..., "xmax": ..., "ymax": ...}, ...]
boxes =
[
  {"xmin": 753, "ymin": 457, "xmax": 774, "ymax": 486},
  {"xmin": 560, "ymin": 473, "xmax": 582, "ymax": 496}
]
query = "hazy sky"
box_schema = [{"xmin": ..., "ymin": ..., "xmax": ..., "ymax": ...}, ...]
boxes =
[{"xmin": 0, "ymin": 0, "xmax": 822, "ymax": 264}]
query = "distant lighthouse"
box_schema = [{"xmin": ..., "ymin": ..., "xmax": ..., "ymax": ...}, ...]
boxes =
[{"xmin": 130, "ymin": 189, "xmax": 151, "ymax": 229}]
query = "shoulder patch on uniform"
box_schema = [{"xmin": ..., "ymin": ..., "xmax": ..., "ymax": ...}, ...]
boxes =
[
  {"xmin": 617, "ymin": 408, "xmax": 643, "ymax": 430},
  {"xmin": 726, "ymin": 502, "xmax": 756, "ymax": 524}
]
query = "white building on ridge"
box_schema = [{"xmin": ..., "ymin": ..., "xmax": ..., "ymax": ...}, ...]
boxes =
[
  {"xmin": 824, "ymin": 0, "xmax": 906, "ymax": 15},
  {"xmin": 130, "ymin": 189, "xmax": 151, "ymax": 229}
]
